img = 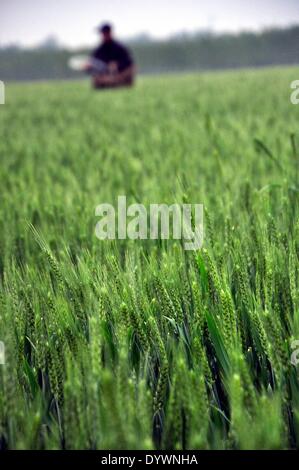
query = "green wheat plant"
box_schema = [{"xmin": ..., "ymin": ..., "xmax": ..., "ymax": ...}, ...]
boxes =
[{"xmin": 0, "ymin": 67, "xmax": 298, "ymax": 449}]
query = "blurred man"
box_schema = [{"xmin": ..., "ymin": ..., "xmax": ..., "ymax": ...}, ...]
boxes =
[{"xmin": 88, "ymin": 23, "xmax": 135, "ymax": 89}]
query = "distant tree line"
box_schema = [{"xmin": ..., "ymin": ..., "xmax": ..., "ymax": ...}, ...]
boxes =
[{"xmin": 0, "ymin": 26, "xmax": 298, "ymax": 81}]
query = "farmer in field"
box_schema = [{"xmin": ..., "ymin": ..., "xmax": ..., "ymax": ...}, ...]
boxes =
[{"xmin": 87, "ymin": 23, "xmax": 135, "ymax": 89}]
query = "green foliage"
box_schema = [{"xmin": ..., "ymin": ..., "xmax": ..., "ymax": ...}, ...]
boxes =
[{"xmin": 0, "ymin": 68, "xmax": 298, "ymax": 449}]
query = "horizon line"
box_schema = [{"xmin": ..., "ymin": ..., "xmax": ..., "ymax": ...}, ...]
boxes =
[{"xmin": 1, "ymin": 22, "xmax": 298, "ymax": 50}]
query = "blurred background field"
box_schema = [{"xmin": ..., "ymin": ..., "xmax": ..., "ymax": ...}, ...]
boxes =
[{"xmin": 1, "ymin": 26, "xmax": 299, "ymax": 81}]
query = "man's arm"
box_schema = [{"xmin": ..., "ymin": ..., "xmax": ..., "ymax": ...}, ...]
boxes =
[
  {"xmin": 116, "ymin": 43, "xmax": 134, "ymax": 71},
  {"xmin": 113, "ymin": 64, "xmax": 136, "ymax": 83},
  {"xmin": 92, "ymin": 45, "xmax": 103, "ymax": 60}
]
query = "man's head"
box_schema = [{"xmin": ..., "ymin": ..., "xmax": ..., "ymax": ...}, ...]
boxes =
[{"xmin": 99, "ymin": 23, "xmax": 113, "ymax": 43}]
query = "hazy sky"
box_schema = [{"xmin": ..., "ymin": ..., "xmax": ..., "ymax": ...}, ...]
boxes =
[{"xmin": 1, "ymin": 0, "xmax": 299, "ymax": 47}]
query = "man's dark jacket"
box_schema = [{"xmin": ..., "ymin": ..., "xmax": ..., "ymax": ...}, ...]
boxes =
[{"xmin": 92, "ymin": 40, "xmax": 134, "ymax": 72}]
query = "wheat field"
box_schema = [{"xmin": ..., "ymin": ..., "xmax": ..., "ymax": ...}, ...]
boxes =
[{"xmin": 0, "ymin": 67, "xmax": 298, "ymax": 449}]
